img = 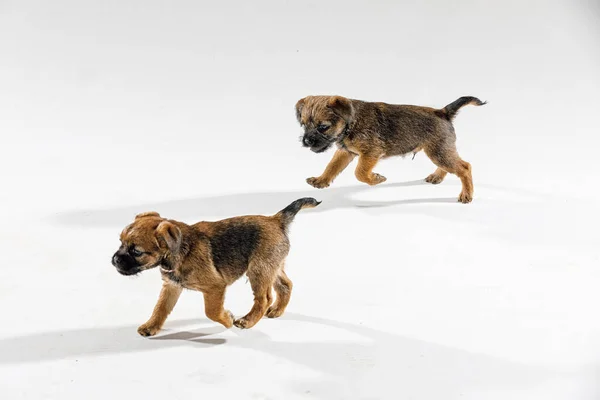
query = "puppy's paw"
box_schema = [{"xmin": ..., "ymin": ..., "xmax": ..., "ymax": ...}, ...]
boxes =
[
  {"xmin": 425, "ymin": 173, "xmax": 444, "ymax": 184},
  {"xmin": 137, "ymin": 323, "xmax": 161, "ymax": 337},
  {"xmin": 233, "ymin": 317, "xmax": 250, "ymax": 329},
  {"xmin": 458, "ymin": 191, "xmax": 473, "ymax": 204},
  {"xmin": 368, "ymin": 173, "xmax": 387, "ymax": 186},
  {"xmin": 306, "ymin": 177, "xmax": 330, "ymax": 189},
  {"xmin": 266, "ymin": 306, "xmax": 285, "ymax": 319},
  {"xmin": 222, "ymin": 310, "xmax": 235, "ymax": 329}
]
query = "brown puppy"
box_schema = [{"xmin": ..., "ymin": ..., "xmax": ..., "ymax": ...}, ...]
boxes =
[
  {"xmin": 111, "ymin": 197, "xmax": 320, "ymax": 336},
  {"xmin": 296, "ymin": 95, "xmax": 486, "ymax": 203}
]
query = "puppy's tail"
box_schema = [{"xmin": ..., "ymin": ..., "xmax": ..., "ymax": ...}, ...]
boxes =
[
  {"xmin": 440, "ymin": 96, "xmax": 487, "ymax": 122},
  {"xmin": 276, "ymin": 197, "xmax": 321, "ymax": 228}
]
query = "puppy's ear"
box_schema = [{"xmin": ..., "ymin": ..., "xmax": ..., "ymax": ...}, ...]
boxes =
[
  {"xmin": 327, "ymin": 96, "xmax": 354, "ymax": 124},
  {"xmin": 135, "ymin": 211, "xmax": 161, "ymax": 220},
  {"xmin": 156, "ymin": 221, "xmax": 182, "ymax": 253},
  {"xmin": 295, "ymin": 98, "xmax": 306, "ymax": 124}
]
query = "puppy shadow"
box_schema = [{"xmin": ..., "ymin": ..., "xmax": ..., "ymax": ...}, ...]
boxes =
[
  {"xmin": 28, "ymin": 312, "xmax": 565, "ymax": 399},
  {"xmin": 355, "ymin": 196, "xmax": 457, "ymax": 208},
  {"xmin": 52, "ymin": 179, "xmax": 457, "ymax": 228},
  {"xmin": 149, "ymin": 325, "xmax": 226, "ymax": 343},
  {"xmin": 0, "ymin": 318, "xmax": 226, "ymax": 365},
  {"xmin": 222, "ymin": 313, "xmax": 557, "ymax": 399},
  {"xmin": 0, "ymin": 313, "xmax": 563, "ymax": 399}
]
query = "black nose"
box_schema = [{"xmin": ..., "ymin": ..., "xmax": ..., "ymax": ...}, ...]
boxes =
[
  {"xmin": 112, "ymin": 253, "xmax": 120, "ymax": 267},
  {"xmin": 303, "ymin": 136, "xmax": 315, "ymax": 146}
]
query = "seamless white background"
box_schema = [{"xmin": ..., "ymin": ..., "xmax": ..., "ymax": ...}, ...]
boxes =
[{"xmin": 1, "ymin": 1, "xmax": 599, "ymax": 399}]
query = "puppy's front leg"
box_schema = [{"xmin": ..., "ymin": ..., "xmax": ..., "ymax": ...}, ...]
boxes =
[
  {"xmin": 355, "ymin": 155, "xmax": 387, "ymax": 185},
  {"xmin": 203, "ymin": 287, "xmax": 234, "ymax": 328},
  {"xmin": 307, "ymin": 149, "xmax": 355, "ymax": 189},
  {"xmin": 138, "ymin": 282, "xmax": 183, "ymax": 337}
]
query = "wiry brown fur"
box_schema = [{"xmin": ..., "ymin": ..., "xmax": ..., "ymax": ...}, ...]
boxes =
[
  {"xmin": 111, "ymin": 198, "xmax": 320, "ymax": 336},
  {"xmin": 296, "ymin": 95, "xmax": 486, "ymax": 203}
]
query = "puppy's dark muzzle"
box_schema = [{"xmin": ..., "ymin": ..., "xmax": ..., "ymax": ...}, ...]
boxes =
[
  {"xmin": 302, "ymin": 132, "xmax": 335, "ymax": 153},
  {"xmin": 112, "ymin": 252, "xmax": 140, "ymax": 276},
  {"xmin": 302, "ymin": 136, "xmax": 316, "ymax": 147}
]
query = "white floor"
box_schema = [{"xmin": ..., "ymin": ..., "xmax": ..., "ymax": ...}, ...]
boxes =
[{"xmin": 1, "ymin": 1, "xmax": 600, "ymax": 399}]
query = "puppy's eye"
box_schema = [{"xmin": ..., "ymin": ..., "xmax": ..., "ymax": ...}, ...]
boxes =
[
  {"xmin": 130, "ymin": 248, "xmax": 143, "ymax": 257},
  {"xmin": 317, "ymin": 125, "xmax": 330, "ymax": 133}
]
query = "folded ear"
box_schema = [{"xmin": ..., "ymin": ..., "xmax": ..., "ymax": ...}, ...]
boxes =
[
  {"xmin": 327, "ymin": 96, "xmax": 354, "ymax": 124},
  {"xmin": 156, "ymin": 221, "xmax": 182, "ymax": 253},
  {"xmin": 295, "ymin": 98, "xmax": 306, "ymax": 124},
  {"xmin": 135, "ymin": 211, "xmax": 161, "ymax": 219}
]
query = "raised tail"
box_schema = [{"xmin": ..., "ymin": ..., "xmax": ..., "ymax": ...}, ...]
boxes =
[
  {"xmin": 276, "ymin": 197, "xmax": 321, "ymax": 227},
  {"xmin": 440, "ymin": 96, "xmax": 487, "ymax": 121}
]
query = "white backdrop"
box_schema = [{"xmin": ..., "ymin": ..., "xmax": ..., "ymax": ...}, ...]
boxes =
[{"xmin": 1, "ymin": 1, "xmax": 599, "ymax": 399}]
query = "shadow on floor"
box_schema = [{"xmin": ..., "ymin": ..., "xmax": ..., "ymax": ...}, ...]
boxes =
[
  {"xmin": 51, "ymin": 180, "xmax": 462, "ymax": 228},
  {"xmin": 0, "ymin": 313, "xmax": 555, "ymax": 399}
]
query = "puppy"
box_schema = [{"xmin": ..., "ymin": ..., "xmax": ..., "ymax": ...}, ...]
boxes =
[
  {"xmin": 111, "ymin": 197, "xmax": 320, "ymax": 336},
  {"xmin": 296, "ymin": 95, "xmax": 486, "ymax": 203}
]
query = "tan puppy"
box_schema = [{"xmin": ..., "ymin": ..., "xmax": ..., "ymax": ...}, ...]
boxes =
[
  {"xmin": 111, "ymin": 198, "xmax": 320, "ymax": 336},
  {"xmin": 296, "ymin": 95, "xmax": 486, "ymax": 203}
]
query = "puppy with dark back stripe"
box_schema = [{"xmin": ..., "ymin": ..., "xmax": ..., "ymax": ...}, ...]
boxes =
[
  {"xmin": 111, "ymin": 198, "xmax": 320, "ymax": 336},
  {"xmin": 296, "ymin": 95, "xmax": 486, "ymax": 203}
]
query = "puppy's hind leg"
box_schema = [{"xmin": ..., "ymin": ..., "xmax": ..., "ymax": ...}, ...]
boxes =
[
  {"xmin": 266, "ymin": 266, "xmax": 293, "ymax": 319},
  {"xmin": 138, "ymin": 282, "xmax": 183, "ymax": 337},
  {"xmin": 424, "ymin": 143, "xmax": 473, "ymax": 203},
  {"xmin": 266, "ymin": 286, "xmax": 274, "ymax": 310},
  {"xmin": 234, "ymin": 265, "xmax": 275, "ymax": 329}
]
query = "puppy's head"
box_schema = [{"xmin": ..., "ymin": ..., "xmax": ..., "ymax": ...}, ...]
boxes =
[
  {"xmin": 111, "ymin": 212, "xmax": 182, "ymax": 276},
  {"xmin": 296, "ymin": 95, "xmax": 355, "ymax": 153}
]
